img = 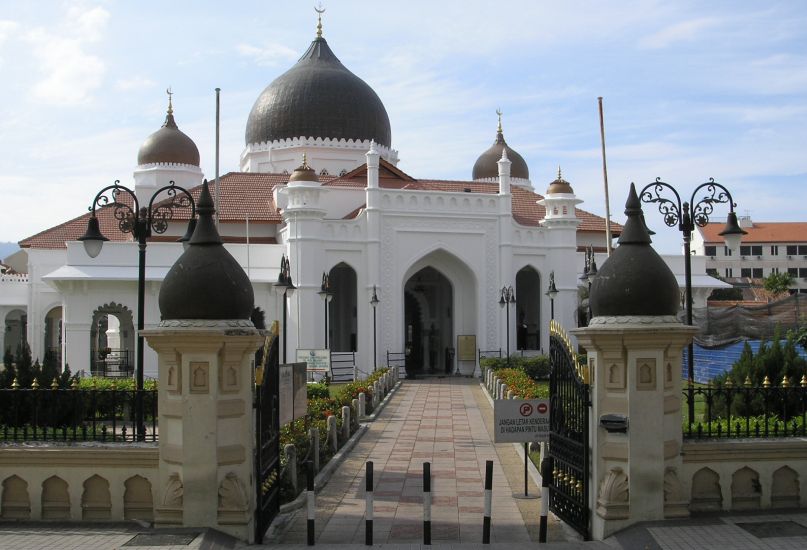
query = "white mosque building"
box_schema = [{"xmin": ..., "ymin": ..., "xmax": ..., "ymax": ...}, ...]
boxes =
[{"xmin": 2, "ymin": 18, "xmax": 621, "ymax": 379}]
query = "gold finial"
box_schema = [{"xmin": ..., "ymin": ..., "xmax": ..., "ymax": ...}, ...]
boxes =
[
  {"xmin": 557, "ymin": 165, "xmax": 563, "ymax": 181},
  {"xmin": 51, "ymin": 377, "xmax": 59, "ymax": 390},
  {"xmin": 301, "ymin": 153, "xmax": 310, "ymax": 169},
  {"xmin": 782, "ymin": 375, "xmax": 790, "ymax": 388},
  {"xmin": 11, "ymin": 378, "xmax": 19, "ymax": 390},
  {"xmin": 496, "ymin": 108, "xmax": 503, "ymax": 133},
  {"xmin": 71, "ymin": 378, "xmax": 79, "ymax": 390},
  {"xmin": 763, "ymin": 375, "xmax": 771, "ymax": 388},
  {"xmin": 744, "ymin": 376, "xmax": 752, "ymax": 387},
  {"xmin": 315, "ymin": 4, "xmax": 325, "ymax": 38},
  {"xmin": 31, "ymin": 378, "xmax": 39, "ymax": 390},
  {"xmin": 166, "ymin": 87, "xmax": 174, "ymax": 115},
  {"xmin": 801, "ymin": 374, "xmax": 807, "ymax": 388},
  {"xmin": 725, "ymin": 378, "xmax": 733, "ymax": 388}
]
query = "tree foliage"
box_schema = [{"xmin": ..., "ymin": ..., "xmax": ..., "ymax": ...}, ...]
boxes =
[{"xmin": 763, "ymin": 271, "xmax": 795, "ymax": 295}]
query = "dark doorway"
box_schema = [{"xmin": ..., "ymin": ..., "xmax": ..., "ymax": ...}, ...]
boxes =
[
  {"xmin": 515, "ymin": 267, "xmax": 541, "ymax": 351},
  {"xmin": 403, "ymin": 267, "xmax": 453, "ymax": 375},
  {"xmin": 328, "ymin": 263, "xmax": 357, "ymax": 352}
]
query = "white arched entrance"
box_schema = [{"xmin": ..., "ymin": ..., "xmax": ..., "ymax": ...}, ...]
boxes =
[{"xmin": 401, "ymin": 249, "xmax": 477, "ymax": 376}]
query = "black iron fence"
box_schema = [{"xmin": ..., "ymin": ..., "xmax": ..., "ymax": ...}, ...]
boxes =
[
  {"xmin": 683, "ymin": 377, "xmax": 807, "ymax": 439},
  {"xmin": 91, "ymin": 349, "xmax": 133, "ymax": 378},
  {"xmin": 0, "ymin": 384, "xmax": 158, "ymax": 443}
]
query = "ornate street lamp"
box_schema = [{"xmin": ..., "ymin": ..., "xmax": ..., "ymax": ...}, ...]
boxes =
[
  {"xmin": 274, "ymin": 255, "xmax": 296, "ymax": 364},
  {"xmin": 79, "ymin": 180, "xmax": 196, "ymax": 440},
  {"xmin": 318, "ymin": 272, "xmax": 334, "ymax": 348},
  {"xmin": 546, "ymin": 271, "xmax": 558, "ymax": 321},
  {"xmin": 370, "ymin": 285, "xmax": 380, "ymax": 371},
  {"xmin": 499, "ymin": 285, "xmax": 516, "ymax": 367},
  {"xmin": 639, "ymin": 177, "xmax": 746, "ymax": 423},
  {"xmin": 579, "ymin": 248, "xmax": 597, "ymax": 326}
]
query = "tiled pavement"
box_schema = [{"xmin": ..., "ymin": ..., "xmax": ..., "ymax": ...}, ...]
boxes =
[{"xmin": 272, "ymin": 376, "xmax": 550, "ymax": 545}]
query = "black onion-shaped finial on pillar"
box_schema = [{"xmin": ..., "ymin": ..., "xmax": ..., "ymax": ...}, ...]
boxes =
[
  {"xmin": 589, "ymin": 183, "xmax": 680, "ymax": 318},
  {"xmin": 159, "ymin": 180, "xmax": 254, "ymax": 320}
]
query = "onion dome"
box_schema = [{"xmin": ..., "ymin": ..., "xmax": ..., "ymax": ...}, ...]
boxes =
[
  {"xmin": 245, "ymin": 18, "xmax": 391, "ymax": 148},
  {"xmin": 546, "ymin": 166, "xmax": 574, "ymax": 194},
  {"xmin": 472, "ymin": 112, "xmax": 529, "ymax": 180},
  {"xmin": 288, "ymin": 153, "xmax": 317, "ymax": 183},
  {"xmin": 589, "ymin": 183, "xmax": 679, "ymax": 317},
  {"xmin": 159, "ymin": 180, "xmax": 254, "ymax": 320},
  {"xmin": 137, "ymin": 92, "xmax": 200, "ymax": 166}
]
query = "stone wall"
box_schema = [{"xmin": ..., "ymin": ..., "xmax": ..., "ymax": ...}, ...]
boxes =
[
  {"xmin": 0, "ymin": 447, "xmax": 157, "ymax": 521},
  {"xmin": 682, "ymin": 439, "xmax": 807, "ymax": 512}
]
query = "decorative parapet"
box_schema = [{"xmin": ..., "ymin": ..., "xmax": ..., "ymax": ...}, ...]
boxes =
[
  {"xmin": 0, "ymin": 274, "xmax": 29, "ymax": 283},
  {"xmin": 379, "ymin": 189, "xmax": 499, "ymax": 215},
  {"xmin": 243, "ymin": 136, "xmax": 399, "ymax": 164}
]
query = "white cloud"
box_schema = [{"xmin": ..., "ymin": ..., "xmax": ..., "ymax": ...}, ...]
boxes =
[
  {"xmin": 639, "ymin": 17, "xmax": 720, "ymax": 49},
  {"xmin": 24, "ymin": 5, "xmax": 109, "ymax": 105},
  {"xmin": 115, "ymin": 76, "xmax": 156, "ymax": 91},
  {"xmin": 236, "ymin": 42, "xmax": 298, "ymax": 66}
]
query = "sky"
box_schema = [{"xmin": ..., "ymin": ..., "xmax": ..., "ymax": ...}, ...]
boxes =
[{"xmin": 1, "ymin": 0, "xmax": 806, "ymax": 253}]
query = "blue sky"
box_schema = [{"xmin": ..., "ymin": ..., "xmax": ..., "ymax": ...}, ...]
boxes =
[{"xmin": 1, "ymin": 0, "xmax": 805, "ymax": 253}]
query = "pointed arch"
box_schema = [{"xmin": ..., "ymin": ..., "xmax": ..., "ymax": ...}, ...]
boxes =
[
  {"xmin": 90, "ymin": 302, "xmax": 135, "ymax": 377},
  {"xmin": 328, "ymin": 262, "xmax": 357, "ymax": 352},
  {"xmin": 515, "ymin": 266, "xmax": 541, "ymax": 351}
]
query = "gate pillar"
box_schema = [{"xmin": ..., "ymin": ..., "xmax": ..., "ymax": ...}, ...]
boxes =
[
  {"xmin": 573, "ymin": 320, "xmax": 694, "ymax": 539},
  {"xmin": 142, "ymin": 180, "xmax": 264, "ymax": 542},
  {"xmin": 572, "ymin": 184, "xmax": 696, "ymax": 539},
  {"xmin": 144, "ymin": 326, "xmax": 263, "ymax": 541}
]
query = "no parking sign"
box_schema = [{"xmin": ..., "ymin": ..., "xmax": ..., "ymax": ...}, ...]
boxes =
[{"xmin": 493, "ymin": 399, "xmax": 550, "ymax": 443}]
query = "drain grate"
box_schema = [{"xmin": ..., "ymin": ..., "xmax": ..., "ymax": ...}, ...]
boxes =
[
  {"xmin": 736, "ymin": 521, "xmax": 807, "ymax": 539},
  {"xmin": 123, "ymin": 532, "xmax": 199, "ymax": 546}
]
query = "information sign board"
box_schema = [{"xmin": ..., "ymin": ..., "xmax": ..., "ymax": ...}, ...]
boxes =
[{"xmin": 493, "ymin": 399, "xmax": 550, "ymax": 443}]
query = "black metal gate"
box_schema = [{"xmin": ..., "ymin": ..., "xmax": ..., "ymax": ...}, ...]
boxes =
[
  {"xmin": 548, "ymin": 320, "xmax": 591, "ymax": 540},
  {"xmin": 255, "ymin": 325, "xmax": 280, "ymax": 543}
]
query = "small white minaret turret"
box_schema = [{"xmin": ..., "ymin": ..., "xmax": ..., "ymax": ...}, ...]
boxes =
[
  {"xmin": 366, "ymin": 140, "xmax": 380, "ymax": 190},
  {"xmin": 497, "ymin": 149, "xmax": 511, "ymax": 196},
  {"xmin": 538, "ymin": 166, "xmax": 582, "ymax": 227}
]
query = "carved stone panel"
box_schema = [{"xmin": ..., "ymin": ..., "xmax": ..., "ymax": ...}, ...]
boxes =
[
  {"xmin": 220, "ymin": 362, "xmax": 240, "ymax": 393},
  {"xmin": 190, "ymin": 362, "xmax": 210, "ymax": 394},
  {"xmin": 166, "ymin": 362, "xmax": 181, "ymax": 394},
  {"xmin": 605, "ymin": 362, "xmax": 625, "ymax": 390},
  {"xmin": 596, "ymin": 467, "xmax": 629, "ymax": 520},
  {"xmin": 636, "ymin": 358, "xmax": 656, "ymax": 391}
]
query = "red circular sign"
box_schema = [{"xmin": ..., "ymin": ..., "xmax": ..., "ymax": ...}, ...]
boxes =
[
  {"xmin": 537, "ymin": 403, "xmax": 548, "ymax": 414},
  {"xmin": 519, "ymin": 403, "xmax": 533, "ymax": 416}
]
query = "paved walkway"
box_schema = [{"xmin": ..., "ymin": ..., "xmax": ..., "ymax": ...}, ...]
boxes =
[{"xmin": 272, "ymin": 376, "xmax": 559, "ymax": 545}]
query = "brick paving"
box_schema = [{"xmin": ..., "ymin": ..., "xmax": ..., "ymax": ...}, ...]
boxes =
[{"xmin": 273, "ymin": 376, "xmax": 544, "ymax": 545}]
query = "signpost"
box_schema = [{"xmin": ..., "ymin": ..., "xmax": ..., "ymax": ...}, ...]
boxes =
[
  {"xmin": 296, "ymin": 349, "xmax": 330, "ymax": 382},
  {"xmin": 494, "ymin": 399, "xmax": 550, "ymax": 498}
]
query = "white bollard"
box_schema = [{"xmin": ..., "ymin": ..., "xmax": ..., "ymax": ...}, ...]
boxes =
[
  {"xmin": 358, "ymin": 392, "xmax": 366, "ymax": 417},
  {"xmin": 342, "ymin": 405, "xmax": 351, "ymax": 441}
]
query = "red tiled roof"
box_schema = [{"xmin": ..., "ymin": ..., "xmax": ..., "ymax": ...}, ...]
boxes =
[
  {"xmin": 20, "ymin": 167, "xmax": 620, "ymax": 248},
  {"xmin": 701, "ymin": 221, "xmax": 807, "ymax": 244}
]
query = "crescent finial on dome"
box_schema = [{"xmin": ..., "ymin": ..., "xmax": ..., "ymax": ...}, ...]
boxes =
[{"xmin": 315, "ymin": 3, "xmax": 325, "ymax": 38}]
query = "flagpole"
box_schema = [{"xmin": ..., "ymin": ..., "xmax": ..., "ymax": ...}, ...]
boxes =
[{"xmin": 598, "ymin": 97, "xmax": 613, "ymax": 256}]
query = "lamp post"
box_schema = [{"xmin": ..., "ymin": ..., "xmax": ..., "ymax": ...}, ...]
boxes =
[
  {"xmin": 639, "ymin": 177, "xmax": 746, "ymax": 424},
  {"xmin": 546, "ymin": 271, "xmax": 558, "ymax": 321},
  {"xmin": 274, "ymin": 255, "xmax": 296, "ymax": 364},
  {"xmin": 499, "ymin": 285, "xmax": 516, "ymax": 367},
  {"xmin": 318, "ymin": 272, "xmax": 333, "ymax": 348},
  {"xmin": 79, "ymin": 180, "xmax": 196, "ymax": 441},
  {"xmin": 370, "ymin": 286, "xmax": 380, "ymax": 372}
]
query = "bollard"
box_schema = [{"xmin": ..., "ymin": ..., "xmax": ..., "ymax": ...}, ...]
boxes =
[
  {"xmin": 539, "ymin": 444, "xmax": 552, "ymax": 543},
  {"xmin": 483, "ymin": 460, "xmax": 493, "ymax": 544},
  {"xmin": 342, "ymin": 405, "xmax": 351, "ymax": 441},
  {"xmin": 365, "ymin": 461, "xmax": 374, "ymax": 545},
  {"xmin": 352, "ymin": 398, "xmax": 359, "ymax": 427},
  {"xmin": 309, "ymin": 427, "xmax": 320, "ymax": 473},
  {"xmin": 500, "ymin": 383, "xmax": 507, "ymax": 400},
  {"xmin": 307, "ymin": 461, "xmax": 315, "ymax": 546},
  {"xmin": 358, "ymin": 392, "xmax": 366, "ymax": 417},
  {"xmin": 423, "ymin": 462, "xmax": 431, "ymax": 545},
  {"xmin": 285, "ymin": 444, "xmax": 298, "ymax": 494},
  {"xmin": 506, "ymin": 390, "xmax": 514, "ymax": 400},
  {"xmin": 327, "ymin": 415, "xmax": 338, "ymax": 452}
]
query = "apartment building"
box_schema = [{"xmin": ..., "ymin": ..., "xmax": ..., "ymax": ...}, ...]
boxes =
[{"xmin": 692, "ymin": 216, "xmax": 807, "ymax": 293}]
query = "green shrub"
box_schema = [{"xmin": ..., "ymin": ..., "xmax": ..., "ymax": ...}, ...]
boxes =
[
  {"xmin": 493, "ymin": 368, "xmax": 549, "ymax": 399},
  {"xmin": 481, "ymin": 354, "xmax": 550, "ymax": 380},
  {"xmin": 306, "ymin": 382, "xmax": 329, "ymax": 400}
]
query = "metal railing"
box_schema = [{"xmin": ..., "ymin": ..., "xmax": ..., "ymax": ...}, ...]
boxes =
[
  {"xmin": 330, "ymin": 351, "xmax": 355, "ymax": 382},
  {"xmin": 683, "ymin": 377, "xmax": 807, "ymax": 439},
  {"xmin": 0, "ymin": 383, "xmax": 158, "ymax": 442},
  {"xmin": 91, "ymin": 349, "xmax": 133, "ymax": 378}
]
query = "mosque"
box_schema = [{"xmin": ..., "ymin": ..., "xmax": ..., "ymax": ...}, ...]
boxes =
[{"xmin": 3, "ymin": 15, "xmax": 619, "ymax": 379}]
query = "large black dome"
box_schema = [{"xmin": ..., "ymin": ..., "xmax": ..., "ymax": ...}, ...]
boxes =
[{"xmin": 245, "ymin": 37, "xmax": 391, "ymax": 147}]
